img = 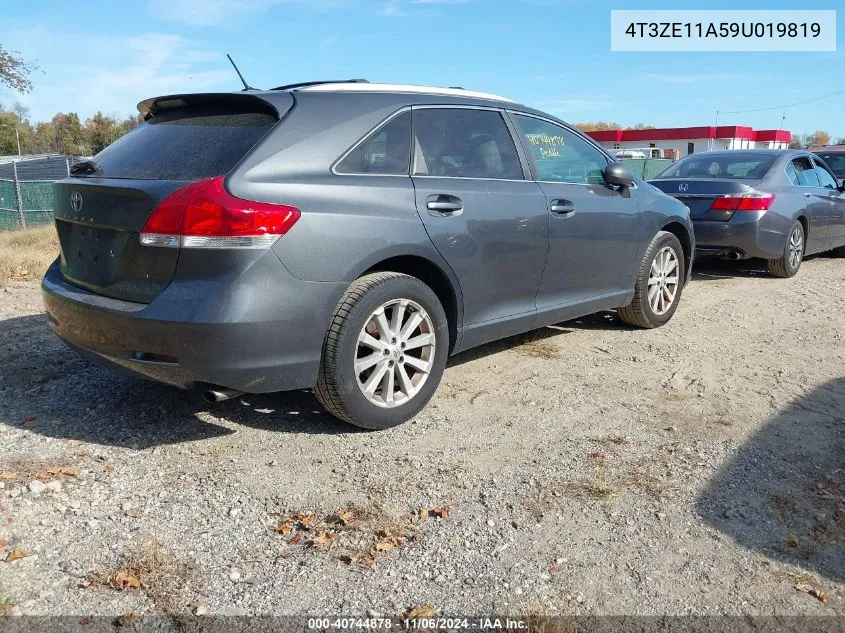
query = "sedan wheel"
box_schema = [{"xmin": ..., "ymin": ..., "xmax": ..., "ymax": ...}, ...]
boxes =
[{"xmin": 767, "ymin": 220, "xmax": 804, "ymax": 278}]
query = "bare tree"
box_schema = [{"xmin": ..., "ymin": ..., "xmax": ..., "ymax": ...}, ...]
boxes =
[{"xmin": 0, "ymin": 45, "xmax": 39, "ymax": 94}]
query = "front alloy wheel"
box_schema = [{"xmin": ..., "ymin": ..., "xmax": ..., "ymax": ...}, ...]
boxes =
[
  {"xmin": 616, "ymin": 230, "xmax": 685, "ymax": 328},
  {"xmin": 647, "ymin": 246, "xmax": 680, "ymax": 316}
]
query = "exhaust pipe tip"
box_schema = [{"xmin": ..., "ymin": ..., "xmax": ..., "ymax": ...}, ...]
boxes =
[{"xmin": 201, "ymin": 388, "xmax": 244, "ymax": 404}]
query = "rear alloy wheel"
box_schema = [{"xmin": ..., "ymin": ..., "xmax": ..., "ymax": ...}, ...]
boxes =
[
  {"xmin": 617, "ymin": 231, "xmax": 685, "ymax": 328},
  {"xmin": 315, "ymin": 272, "xmax": 448, "ymax": 429},
  {"xmin": 767, "ymin": 220, "xmax": 804, "ymax": 278}
]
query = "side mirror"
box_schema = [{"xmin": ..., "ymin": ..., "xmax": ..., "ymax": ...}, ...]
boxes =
[{"xmin": 603, "ymin": 162, "xmax": 635, "ymax": 188}]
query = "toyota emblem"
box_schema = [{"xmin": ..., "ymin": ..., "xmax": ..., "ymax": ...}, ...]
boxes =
[
  {"xmin": 70, "ymin": 191, "xmax": 83, "ymax": 213},
  {"xmin": 677, "ymin": 183, "xmax": 689, "ymax": 193}
]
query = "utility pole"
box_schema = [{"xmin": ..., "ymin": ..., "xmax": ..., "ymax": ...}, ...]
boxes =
[
  {"xmin": 711, "ymin": 110, "xmax": 720, "ymax": 151},
  {"xmin": 0, "ymin": 123, "xmax": 21, "ymax": 156}
]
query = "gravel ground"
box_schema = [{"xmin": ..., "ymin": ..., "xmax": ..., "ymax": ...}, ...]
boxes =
[{"xmin": 1, "ymin": 256, "xmax": 844, "ymax": 618}]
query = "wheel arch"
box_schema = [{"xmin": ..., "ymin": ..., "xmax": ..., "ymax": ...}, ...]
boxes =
[
  {"xmin": 659, "ymin": 221, "xmax": 692, "ymax": 277},
  {"xmin": 795, "ymin": 214, "xmax": 809, "ymax": 249},
  {"xmin": 363, "ymin": 255, "xmax": 462, "ymax": 353}
]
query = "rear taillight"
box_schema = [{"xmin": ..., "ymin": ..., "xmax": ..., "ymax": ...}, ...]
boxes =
[
  {"xmin": 140, "ymin": 177, "xmax": 300, "ymax": 249},
  {"xmin": 710, "ymin": 192, "xmax": 775, "ymax": 212}
]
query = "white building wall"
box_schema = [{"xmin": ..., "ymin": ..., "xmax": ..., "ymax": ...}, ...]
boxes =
[{"xmin": 598, "ymin": 137, "xmax": 772, "ymax": 155}]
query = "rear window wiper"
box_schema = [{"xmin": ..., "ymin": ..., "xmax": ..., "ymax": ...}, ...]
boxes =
[{"xmin": 70, "ymin": 159, "xmax": 100, "ymax": 175}]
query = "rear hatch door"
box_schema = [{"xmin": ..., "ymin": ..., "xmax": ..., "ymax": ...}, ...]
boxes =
[{"xmin": 54, "ymin": 93, "xmax": 289, "ymax": 303}]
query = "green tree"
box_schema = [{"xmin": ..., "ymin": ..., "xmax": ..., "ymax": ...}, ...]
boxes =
[
  {"xmin": 0, "ymin": 45, "xmax": 38, "ymax": 93},
  {"xmin": 51, "ymin": 112, "xmax": 88, "ymax": 155},
  {"xmin": 84, "ymin": 112, "xmax": 120, "ymax": 154}
]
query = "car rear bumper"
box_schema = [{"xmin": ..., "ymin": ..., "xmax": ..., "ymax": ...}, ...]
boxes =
[
  {"xmin": 693, "ymin": 212, "xmax": 786, "ymax": 260},
  {"xmin": 41, "ymin": 256, "xmax": 346, "ymax": 393}
]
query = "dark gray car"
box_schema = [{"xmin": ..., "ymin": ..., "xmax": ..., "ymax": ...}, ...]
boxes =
[
  {"xmin": 650, "ymin": 149, "xmax": 845, "ymax": 277},
  {"xmin": 41, "ymin": 82, "xmax": 693, "ymax": 429}
]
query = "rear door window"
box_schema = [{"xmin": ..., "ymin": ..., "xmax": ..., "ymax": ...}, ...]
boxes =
[
  {"xmin": 412, "ymin": 108, "xmax": 523, "ymax": 180},
  {"xmin": 335, "ymin": 110, "xmax": 411, "ymax": 175},
  {"xmin": 812, "ymin": 158, "xmax": 839, "ymax": 189},
  {"xmin": 82, "ymin": 105, "xmax": 277, "ymax": 180},
  {"xmin": 791, "ymin": 156, "xmax": 820, "ymax": 187}
]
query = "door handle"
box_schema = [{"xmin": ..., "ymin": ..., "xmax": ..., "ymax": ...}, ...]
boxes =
[
  {"xmin": 549, "ymin": 199, "xmax": 575, "ymax": 215},
  {"xmin": 803, "ymin": 192, "xmax": 812, "ymax": 198},
  {"xmin": 426, "ymin": 194, "xmax": 463, "ymax": 215}
]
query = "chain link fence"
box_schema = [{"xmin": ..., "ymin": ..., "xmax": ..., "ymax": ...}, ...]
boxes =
[{"xmin": 0, "ymin": 155, "xmax": 76, "ymax": 230}]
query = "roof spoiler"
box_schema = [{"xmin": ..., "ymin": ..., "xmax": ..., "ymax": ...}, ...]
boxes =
[{"xmin": 136, "ymin": 92, "xmax": 282, "ymax": 121}]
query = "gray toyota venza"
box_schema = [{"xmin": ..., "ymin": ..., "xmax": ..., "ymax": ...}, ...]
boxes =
[{"xmin": 42, "ymin": 82, "xmax": 694, "ymax": 429}]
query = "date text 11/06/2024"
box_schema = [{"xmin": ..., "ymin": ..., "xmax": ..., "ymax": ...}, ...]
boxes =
[{"xmin": 306, "ymin": 617, "xmax": 528, "ymax": 630}]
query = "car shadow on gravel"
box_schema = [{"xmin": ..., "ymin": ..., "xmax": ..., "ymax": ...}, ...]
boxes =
[
  {"xmin": 692, "ymin": 257, "xmax": 773, "ymax": 280},
  {"xmin": 692, "ymin": 254, "xmax": 829, "ymax": 281},
  {"xmin": 1, "ymin": 313, "xmax": 357, "ymax": 448},
  {"xmin": 696, "ymin": 377, "xmax": 845, "ymax": 582}
]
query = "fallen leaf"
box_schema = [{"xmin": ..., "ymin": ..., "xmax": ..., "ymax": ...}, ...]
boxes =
[
  {"xmin": 375, "ymin": 534, "xmax": 406, "ymax": 552},
  {"xmin": 114, "ymin": 611, "xmax": 141, "ymax": 628},
  {"xmin": 288, "ymin": 533, "xmax": 303, "ymax": 545},
  {"xmin": 0, "ymin": 472, "xmax": 16, "ymax": 480},
  {"xmin": 355, "ymin": 555, "xmax": 375, "ymax": 568},
  {"xmin": 406, "ymin": 604, "xmax": 436, "ymax": 619},
  {"xmin": 337, "ymin": 509, "xmax": 355, "ymax": 525},
  {"xmin": 549, "ymin": 564, "xmax": 560, "ymax": 575},
  {"xmin": 786, "ymin": 532, "xmax": 799, "ymax": 548},
  {"xmin": 78, "ymin": 579, "xmax": 92, "ymax": 589},
  {"xmin": 275, "ymin": 521, "xmax": 295, "ymax": 536},
  {"xmin": 111, "ymin": 569, "xmax": 142, "ymax": 590},
  {"xmin": 5, "ymin": 548, "xmax": 28, "ymax": 562},
  {"xmin": 297, "ymin": 512, "xmax": 318, "ymax": 528},
  {"xmin": 812, "ymin": 589, "xmax": 829, "ymax": 604},
  {"xmin": 79, "ymin": 617, "xmax": 93, "ymax": 625},
  {"xmin": 432, "ymin": 506, "xmax": 449, "ymax": 519},
  {"xmin": 105, "ymin": 465, "xmax": 115, "ymax": 473},
  {"xmin": 310, "ymin": 531, "xmax": 335, "ymax": 550},
  {"xmin": 418, "ymin": 507, "xmax": 429, "ymax": 519},
  {"xmin": 0, "ymin": 538, "xmax": 8, "ymax": 548},
  {"xmin": 795, "ymin": 583, "xmax": 828, "ymax": 604}
]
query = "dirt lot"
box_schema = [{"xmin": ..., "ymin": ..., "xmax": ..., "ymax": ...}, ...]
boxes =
[{"xmin": 1, "ymin": 256, "xmax": 844, "ymax": 618}]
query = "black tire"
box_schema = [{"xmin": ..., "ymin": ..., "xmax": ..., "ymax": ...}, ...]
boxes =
[
  {"xmin": 314, "ymin": 272, "xmax": 449, "ymax": 430},
  {"xmin": 616, "ymin": 231, "xmax": 685, "ymax": 329},
  {"xmin": 767, "ymin": 220, "xmax": 804, "ymax": 278}
]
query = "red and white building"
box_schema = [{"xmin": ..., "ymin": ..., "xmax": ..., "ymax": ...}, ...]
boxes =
[{"xmin": 587, "ymin": 126, "xmax": 791, "ymax": 157}]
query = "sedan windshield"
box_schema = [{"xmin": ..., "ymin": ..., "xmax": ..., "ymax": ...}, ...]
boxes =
[
  {"xmin": 815, "ymin": 152, "xmax": 845, "ymax": 179},
  {"xmin": 657, "ymin": 153, "xmax": 776, "ymax": 180}
]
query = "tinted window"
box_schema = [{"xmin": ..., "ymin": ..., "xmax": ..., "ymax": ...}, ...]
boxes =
[
  {"xmin": 85, "ymin": 105, "xmax": 277, "ymax": 180},
  {"xmin": 335, "ymin": 111, "xmax": 411, "ymax": 175},
  {"xmin": 813, "ymin": 159, "xmax": 839, "ymax": 189},
  {"xmin": 791, "ymin": 156, "xmax": 820, "ymax": 187},
  {"xmin": 412, "ymin": 109, "xmax": 523, "ymax": 180},
  {"xmin": 785, "ymin": 160, "xmax": 800, "ymax": 186},
  {"xmin": 815, "ymin": 152, "xmax": 845, "ymax": 178},
  {"xmin": 514, "ymin": 115, "xmax": 607, "ymax": 184},
  {"xmin": 659, "ymin": 153, "xmax": 776, "ymax": 180}
]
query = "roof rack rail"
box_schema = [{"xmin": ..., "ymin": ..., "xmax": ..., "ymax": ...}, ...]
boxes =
[{"xmin": 271, "ymin": 79, "xmax": 370, "ymax": 91}]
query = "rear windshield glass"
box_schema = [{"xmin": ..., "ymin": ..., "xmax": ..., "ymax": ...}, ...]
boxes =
[
  {"xmin": 657, "ymin": 153, "xmax": 776, "ymax": 180},
  {"xmin": 815, "ymin": 153, "xmax": 845, "ymax": 178},
  {"xmin": 80, "ymin": 105, "xmax": 277, "ymax": 180}
]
